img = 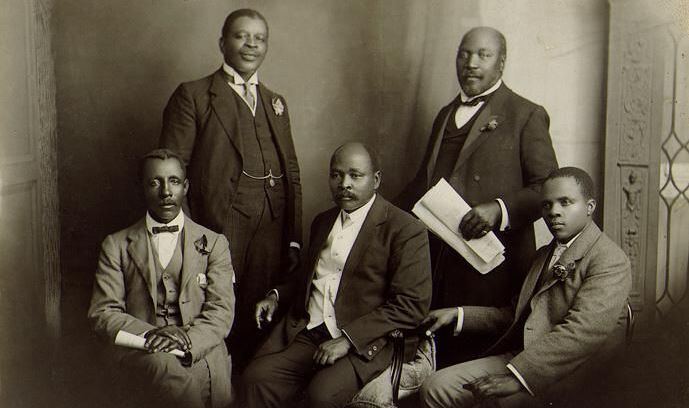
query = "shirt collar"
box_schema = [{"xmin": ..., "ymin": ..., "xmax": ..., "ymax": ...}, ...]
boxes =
[
  {"xmin": 557, "ymin": 229, "xmax": 584, "ymax": 249},
  {"xmin": 340, "ymin": 194, "xmax": 377, "ymax": 225},
  {"xmin": 459, "ymin": 79, "xmax": 502, "ymax": 103},
  {"xmin": 222, "ymin": 62, "xmax": 259, "ymax": 86},
  {"xmin": 145, "ymin": 210, "xmax": 185, "ymax": 234}
]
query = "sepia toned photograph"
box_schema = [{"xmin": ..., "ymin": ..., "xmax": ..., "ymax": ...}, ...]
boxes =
[{"xmin": 1, "ymin": 1, "xmax": 688, "ymax": 407}]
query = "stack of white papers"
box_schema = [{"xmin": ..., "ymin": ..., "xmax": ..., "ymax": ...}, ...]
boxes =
[
  {"xmin": 412, "ymin": 178, "xmax": 505, "ymax": 274},
  {"xmin": 114, "ymin": 330, "xmax": 186, "ymax": 357}
]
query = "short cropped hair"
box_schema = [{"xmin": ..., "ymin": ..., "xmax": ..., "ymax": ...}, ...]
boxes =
[
  {"xmin": 138, "ymin": 148, "xmax": 186, "ymax": 181},
  {"xmin": 221, "ymin": 9, "xmax": 268, "ymax": 38},
  {"xmin": 332, "ymin": 142, "xmax": 382, "ymax": 173},
  {"xmin": 545, "ymin": 167, "xmax": 595, "ymax": 200}
]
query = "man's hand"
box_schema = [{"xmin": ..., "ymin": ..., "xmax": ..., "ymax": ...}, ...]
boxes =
[
  {"xmin": 144, "ymin": 325, "xmax": 191, "ymax": 353},
  {"xmin": 287, "ymin": 246, "xmax": 300, "ymax": 273},
  {"xmin": 464, "ymin": 373, "xmax": 523, "ymax": 400},
  {"xmin": 459, "ymin": 201, "xmax": 502, "ymax": 240},
  {"xmin": 313, "ymin": 336, "xmax": 351, "ymax": 366},
  {"xmin": 255, "ymin": 293, "xmax": 279, "ymax": 329},
  {"xmin": 420, "ymin": 308, "xmax": 457, "ymax": 336}
]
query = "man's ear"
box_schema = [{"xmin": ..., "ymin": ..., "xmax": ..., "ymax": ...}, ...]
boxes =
[
  {"xmin": 373, "ymin": 171, "xmax": 382, "ymax": 191},
  {"xmin": 218, "ymin": 37, "xmax": 224, "ymax": 53},
  {"xmin": 183, "ymin": 179, "xmax": 190, "ymax": 196},
  {"xmin": 586, "ymin": 198, "xmax": 596, "ymax": 216}
]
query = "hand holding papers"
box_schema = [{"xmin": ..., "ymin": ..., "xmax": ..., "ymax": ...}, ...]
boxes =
[
  {"xmin": 412, "ymin": 178, "xmax": 505, "ymax": 274},
  {"xmin": 114, "ymin": 330, "xmax": 186, "ymax": 358}
]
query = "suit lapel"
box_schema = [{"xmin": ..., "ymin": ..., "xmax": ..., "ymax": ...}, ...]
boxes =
[
  {"xmin": 514, "ymin": 244, "xmax": 551, "ymax": 318},
  {"xmin": 302, "ymin": 209, "xmax": 339, "ymax": 308},
  {"xmin": 209, "ymin": 69, "xmax": 244, "ymax": 160},
  {"xmin": 180, "ymin": 217, "xmax": 202, "ymax": 294},
  {"xmin": 335, "ymin": 197, "xmax": 386, "ymax": 303},
  {"xmin": 126, "ymin": 219, "xmax": 157, "ymax": 305},
  {"xmin": 455, "ymin": 84, "xmax": 509, "ymax": 166},
  {"xmin": 534, "ymin": 222, "xmax": 603, "ymax": 297}
]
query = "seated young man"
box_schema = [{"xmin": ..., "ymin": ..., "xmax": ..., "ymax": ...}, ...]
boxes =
[
  {"xmin": 419, "ymin": 167, "xmax": 632, "ymax": 407},
  {"xmin": 88, "ymin": 149, "xmax": 235, "ymax": 408}
]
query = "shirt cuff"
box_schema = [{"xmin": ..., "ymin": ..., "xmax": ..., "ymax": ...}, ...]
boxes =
[
  {"xmin": 341, "ymin": 328, "xmax": 355, "ymax": 346},
  {"xmin": 496, "ymin": 198, "xmax": 510, "ymax": 231},
  {"xmin": 289, "ymin": 241, "xmax": 301, "ymax": 250},
  {"xmin": 453, "ymin": 307, "xmax": 465, "ymax": 336},
  {"xmin": 267, "ymin": 289, "xmax": 279, "ymax": 302},
  {"xmin": 506, "ymin": 363, "xmax": 535, "ymax": 397}
]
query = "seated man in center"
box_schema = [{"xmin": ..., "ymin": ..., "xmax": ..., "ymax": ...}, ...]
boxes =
[{"xmin": 241, "ymin": 142, "xmax": 432, "ymax": 407}]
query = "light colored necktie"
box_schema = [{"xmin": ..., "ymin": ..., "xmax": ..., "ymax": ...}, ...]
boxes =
[
  {"xmin": 243, "ymin": 83, "xmax": 255, "ymax": 110},
  {"xmin": 341, "ymin": 213, "xmax": 353, "ymax": 229},
  {"xmin": 548, "ymin": 244, "xmax": 568, "ymax": 269}
]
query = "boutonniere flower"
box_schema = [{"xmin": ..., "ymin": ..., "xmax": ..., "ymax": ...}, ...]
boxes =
[
  {"xmin": 197, "ymin": 273, "xmax": 208, "ymax": 288},
  {"xmin": 272, "ymin": 96, "xmax": 285, "ymax": 116},
  {"xmin": 194, "ymin": 235, "xmax": 210, "ymax": 256},
  {"xmin": 552, "ymin": 261, "xmax": 576, "ymax": 282},
  {"xmin": 479, "ymin": 119, "xmax": 499, "ymax": 132}
]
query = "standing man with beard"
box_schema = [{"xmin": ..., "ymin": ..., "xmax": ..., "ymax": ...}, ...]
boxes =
[
  {"xmin": 160, "ymin": 9, "xmax": 302, "ymax": 372},
  {"xmin": 398, "ymin": 27, "xmax": 558, "ymax": 366}
]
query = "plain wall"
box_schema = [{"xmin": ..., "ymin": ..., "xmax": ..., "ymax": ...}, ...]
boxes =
[{"xmin": 54, "ymin": 1, "xmax": 608, "ymax": 406}]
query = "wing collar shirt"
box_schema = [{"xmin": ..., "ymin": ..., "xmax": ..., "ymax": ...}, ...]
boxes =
[
  {"xmin": 145, "ymin": 211, "xmax": 185, "ymax": 269},
  {"xmin": 222, "ymin": 62, "xmax": 258, "ymax": 115},
  {"xmin": 306, "ymin": 194, "xmax": 377, "ymax": 339}
]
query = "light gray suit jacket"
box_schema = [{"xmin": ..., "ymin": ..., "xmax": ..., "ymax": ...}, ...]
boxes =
[
  {"xmin": 462, "ymin": 222, "xmax": 631, "ymax": 395},
  {"xmin": 88, "ymin": 215, "xmax": 235, "ymax": 407}
]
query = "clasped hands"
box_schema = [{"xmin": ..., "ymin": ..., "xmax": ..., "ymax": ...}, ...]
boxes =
[
  {"xmin": 459, "ymin": 201, "xmax": 501, "ymax": 240},
  {"xmin": 144, "ymin": 325, "xmax": 191, "ymax": 355}
]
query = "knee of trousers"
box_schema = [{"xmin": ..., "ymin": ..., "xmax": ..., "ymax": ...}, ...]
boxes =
[
  {"xmin": 419, "ymin": 373, "xmax": 470, "ymax": 408},
  {"xmin": 242, "ymin": 356, "xmax": 275, "ymax": 386}
]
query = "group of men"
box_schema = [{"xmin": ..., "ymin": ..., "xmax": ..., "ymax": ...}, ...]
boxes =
[{"xmin": 87, "ymin": 8, "xmax": 632, "ymax": 408}]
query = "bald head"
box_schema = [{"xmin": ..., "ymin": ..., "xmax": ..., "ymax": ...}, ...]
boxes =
[
  {"xmin": 456, "ymin": 26, "xmax": 506, "ymax": 97},
  {"xmin": 329, "ymin": 142, "xmax": 381, "ymax": 212}
]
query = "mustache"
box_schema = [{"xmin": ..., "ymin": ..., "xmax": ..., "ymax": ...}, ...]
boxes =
[
  {"xmin": 335, "ymin": 191, "xmax": 357, "ymax": 200},
  {"xmin": 159, "ymin": 199, "xmax": 177, "ymax": 206}
]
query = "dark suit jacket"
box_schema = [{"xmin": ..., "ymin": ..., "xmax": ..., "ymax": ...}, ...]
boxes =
[
  {"xmin": 462, "ymin": 222, "xmax": 632, "ymax": 396},
  {"xmin": 160, "ymin": 69, "xmax": 302, "ymax": 245},
  {"xmin": 88, "ymin": 216, "xmax": 235, "ymax": 407},
  {"xmin": 398, "ymin": 82, "xmax": 558, "ymax": 299},
  {"xmin": 256, "ymin": 196, "xmax": 432, "ymax": 382}
]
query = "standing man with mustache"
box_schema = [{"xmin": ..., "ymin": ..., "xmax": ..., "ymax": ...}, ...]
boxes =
[
  {"xmin": 160, "ymin": 9, "xmax": 302, "ymax": 373},
  {"xmin": 397, "ymin": 27, "xmax": 558, "ymax": 366}
]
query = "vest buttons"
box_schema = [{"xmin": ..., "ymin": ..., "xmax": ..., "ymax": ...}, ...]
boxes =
[{"xmin": 473, "ymin": 174, "xmax": 481, "ymax": 182}]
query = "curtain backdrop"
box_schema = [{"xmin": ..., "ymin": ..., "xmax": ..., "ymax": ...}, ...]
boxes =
[{"xmin": 54, "ymin": 2, "xmax": 608, "ymax": 406}]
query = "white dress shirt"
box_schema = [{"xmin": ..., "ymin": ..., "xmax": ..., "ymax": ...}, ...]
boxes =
[
  {"xmin": 222, "ymin": 62, "xmax": 258, "ymax": 115},
  {"xmin": 306, "ymin": 195, "xmax": 377, "ymax": 339},
  {"xmin": 145, "ymin": 211, "xmax": 185, "ymax": 268}
]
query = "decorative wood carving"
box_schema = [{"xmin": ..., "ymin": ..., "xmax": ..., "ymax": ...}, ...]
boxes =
[
  {"xmin": 620, "ymin": 166, "xmax": 646, "ymax": 308},
  {"xmin": 620, "ymin": 33, "xmax": 650, "ymax": 164}
]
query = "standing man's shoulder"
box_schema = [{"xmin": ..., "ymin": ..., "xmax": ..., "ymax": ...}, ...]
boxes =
[
  {"xmin": 173, "ymin": 70, "xmax": 222, "ymax": 97},
  {"xmin": 497, "ymin": 83, "xmax": 547, "ymax": 113}
]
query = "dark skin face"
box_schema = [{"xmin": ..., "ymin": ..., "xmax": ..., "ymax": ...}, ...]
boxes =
[
  {"xmin": 456, "ymin": 27, "xmax": 505, "ymax": 97},
  {"xmin": 141, "ymin": 158, "xmax": 189, "ymax": 224},
  {"xmin": 219, "ymin": 16, "xmax": 268, "ymax": 81},
  {"xmin": 329, "ymin": 143, "xmax": 381, "ymax": 213},
  {"xmin": 541, "ymin": 177, "xmax": 596, "ymax": 243}
]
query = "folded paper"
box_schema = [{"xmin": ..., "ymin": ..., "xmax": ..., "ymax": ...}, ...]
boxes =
[
  {"xmin": 412, "ymin": 178, "xmax": 505, "ymax": 274},
  {"xmin": 114, "ymin": 330, "xmax": 185, "ymax": 358}
]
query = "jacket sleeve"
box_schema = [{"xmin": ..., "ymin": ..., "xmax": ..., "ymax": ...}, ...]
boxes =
[
  {"xmin": 186, "ymin": 234, "xmax": 235, "ymax": 362},
  {"xmin": 501, "ymin": 106, "xmax": 558, "ymax": 230},
  {"xmin": 509, "ymin": 247, "xmax": 631, "ymax": 395},
  {"xmin": 341, "ymin": 219, "xmax": 433, "ymax": 356},
  {"xmin": 88, "ymin": 235, "xmax": 156, "ymax": 340},
  {"xmin": 160, "ymin": 83, "xmax": 198, "ymax": 165}
]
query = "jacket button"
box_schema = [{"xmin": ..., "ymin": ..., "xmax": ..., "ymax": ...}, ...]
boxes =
[
  {"xmin": 291, "ymin": 321, "xmax": 298, "ymax": 327},
  {"xmin": 473, "ymin": 174, "xmax": 480, "ymax": 182},
  {"xmin": 367, "ymin": 350, "xmax": 373, "ymax": 356},
  {"xmin": 372, "ymin": 345, "xmax": 378, "ymax": 351}
]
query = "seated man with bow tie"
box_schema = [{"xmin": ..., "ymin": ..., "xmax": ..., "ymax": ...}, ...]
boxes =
[
  {"xmin": 88, "ymin": 148, "xmax": 235, "ymax": 408},
  {"xmin": 241, "ymin": 142, "xmax": 432, "ymax": 408},
  {"xmin": 419, "ymin": 167, "xmax": 632, "ymax": 408}
]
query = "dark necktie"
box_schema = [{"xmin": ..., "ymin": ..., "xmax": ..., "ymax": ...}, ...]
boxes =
[
  {"xmin": 460, "ymin": 95, "xmax": 488, "ymax": 107},
  {"xmin": 152, "ymin": 225, "xmax": 179, "ymax": 234}
]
